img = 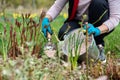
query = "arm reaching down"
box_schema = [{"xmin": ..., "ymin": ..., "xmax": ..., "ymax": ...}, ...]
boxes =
[
  {"xmin": 103, "ymin": 0, "xmax": 120, "ymax": 32},
  {"xmin": 46, "ymin": 0, "xmax": 68, "ymax": 21}
]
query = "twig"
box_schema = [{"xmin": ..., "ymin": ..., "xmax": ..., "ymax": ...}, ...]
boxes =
[
  {"xmin": 85, "ymin": 22, "xmax": 89, "ymax": 80},
  {"xmin": 92, "ymin": 10, "xmax": 108, "ymax": 25},
  {"xmin": 59, "ymin": 23, "xmax": 71, "ymax": 40}
]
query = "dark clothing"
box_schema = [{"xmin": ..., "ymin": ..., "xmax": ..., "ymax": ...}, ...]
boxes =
[
  {"xmin": 58, "ymin": 20, "xmax": 80, "ymax": 40},
  {"xmin": 67, "ymin": 0, "xmax": 79, "ymax": 21},
  {"xmin": 58, "ymin": 0, "xmax": 112, "ymax": 46}
]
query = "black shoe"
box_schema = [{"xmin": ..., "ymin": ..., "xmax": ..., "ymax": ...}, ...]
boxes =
[{"xmin": 98, "ymin": 44, "xmax": 106, "ymax": 63}]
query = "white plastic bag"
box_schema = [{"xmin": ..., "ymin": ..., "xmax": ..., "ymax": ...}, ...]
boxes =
[{"xmin": 61, "ymin": 28, "xmax": 100, "ymax": 61}]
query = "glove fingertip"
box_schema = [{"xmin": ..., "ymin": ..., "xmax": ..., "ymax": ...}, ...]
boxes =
[
  {"xmin": 44, "ymin": 32, "xmax": 47, "ymax": 37},
  {"xmin": 42, "ymin": 29, "xmax": 47, "ymax": 37},
  {"xmin": 48, "ymin": 29, "xmax": 53, "ymax": 35},
  {"xmin": 47, "ymin": 26, "xmax": 52, "ymax": 34}
]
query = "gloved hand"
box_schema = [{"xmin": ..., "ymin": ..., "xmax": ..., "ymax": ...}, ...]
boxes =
[
  {"xmin": 42, "ymin": 17, "xmax": 52, "ymax": 37},
  {"xmin": 84, "ymin": 23, "xmax": 101, "ymax": 36}
]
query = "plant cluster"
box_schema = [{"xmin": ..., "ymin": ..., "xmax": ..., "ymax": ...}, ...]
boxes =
[{"xmin": 0, "ymin": 11, "xmax": 47, "ymax": 61}]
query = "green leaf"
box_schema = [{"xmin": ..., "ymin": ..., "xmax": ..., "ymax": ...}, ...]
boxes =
[{"xmin": 0, "ymin": 23, "xmax": 4, "ymax": 32}]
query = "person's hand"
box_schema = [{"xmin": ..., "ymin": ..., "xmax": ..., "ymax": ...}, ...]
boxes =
[
  {"xmin": 84, "ymin": 23, "xmax": 101, "ymax": 36},
  {"xmin": 42, "ymin": 18, "xmax": 52, "ymax": 37}
]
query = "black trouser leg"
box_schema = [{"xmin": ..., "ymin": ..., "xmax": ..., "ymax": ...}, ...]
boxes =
[
  {"xmin": 88, "ymin": 0, "xmax": 113, "ymax": 46},
  {"xmin": 58, "ymin": 20, "xmax": 80, "ymax": 41}
]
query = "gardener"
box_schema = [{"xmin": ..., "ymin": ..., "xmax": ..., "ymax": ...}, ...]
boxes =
[{"xmin": 41, "ymin": 0, "xmax": 120, "ymax": 61}]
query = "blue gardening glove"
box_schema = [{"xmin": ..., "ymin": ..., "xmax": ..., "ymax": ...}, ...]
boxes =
[
  {"xmin": 42, "ymin": 18, "xmax": 52, "ymax": 37},
  {"xmin": 84, "ymin": 23, "xmax": 101, "ymax": 36}
]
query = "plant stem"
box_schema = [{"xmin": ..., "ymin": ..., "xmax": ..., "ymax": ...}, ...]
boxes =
[
  {"xmin": 85, "ymin": 22, "xmax": 89, "ymax": 80},
  {"xmin": 93, "ymin": 10, "xmax": 108, "ymax": 25},
  {"xmin": 1, "ymin": 33, "xmax": 7, "ymax": 61},
  {"xmin": 59, "ymin": 23, "xmax": 70, "ymax": 40}
]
